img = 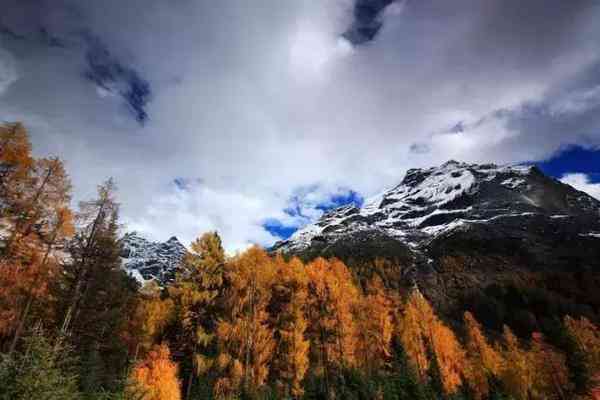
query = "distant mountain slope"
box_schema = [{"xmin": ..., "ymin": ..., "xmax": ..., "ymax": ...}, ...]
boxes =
[
  {"xmin": 120, "ymin": 232, "xmax": 186, "ymax": 285},
  {"xmin": 274, "ymin": 160, "xmax": 600, "ymax": 255},
  {"xmin": 273, "ymin": 161, "xmax": 600, "ymax": 310}
]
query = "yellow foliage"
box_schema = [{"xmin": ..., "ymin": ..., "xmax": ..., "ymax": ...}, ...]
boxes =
[
  {"xmin": 564, "ymin": 315, "xmax": 600, "ymax": 370},
  {"xmin": 463, "ymin": 311, "xmax": 503, "ymax": 400},
  {"xmin": 356, "ymin": 276, "xmax": 393, "ymax": 374},
  {"xmin": 305, "ymin": 257, "xmax": 359, "ymax": 372},
  {"xmin": 398, "ymin": 288, "xmax": 466, "ymax": 395},
  {"xmin": 129, "ymin": 344, "xmax": 181, "ymax": 400},
  {"xmin": 270, "ymin": 256, "xmax": 310, "ymax": 398},
  {"xmin": 497, "ymin": 325, "xmax": 534, "ymax": 400},
  {"xmin": 529, "ymin": 332, "xmax": 569, "ymax": 400}
]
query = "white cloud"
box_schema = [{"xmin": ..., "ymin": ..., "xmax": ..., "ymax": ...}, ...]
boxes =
[
  {"xmin": 0, "ymin": 48, "xmax": 18, "ymax": 95},
  {"xmin": 1, "ymin": 1, "xmax": 600, "ymax": 250},
  {"xmin": 560, "ymin": 173, "xmax": 600, "ymax": 200}
]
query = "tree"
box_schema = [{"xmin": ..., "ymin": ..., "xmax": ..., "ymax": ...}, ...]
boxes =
[
  {"xmin": 168, "ymin": 231, "xmax": 225, "ymax": 398},
  {"xmin": 356, "ymin": 275, "xmax": 393, "ymax": 376},
  {"xmin": 0, "ymin": 125, "xmax": 74, "ymax": 353},
  {"xmin": 497, "ymin": 325, "xmax": 534, "ymax": 400},
  {"xmin": 463, "ymin": 311, "xmax": 503, "ymax": 400},
  {"xmin": 268, "ymin": 256, "xmax": 310, "ymax": 398},
  {"xmin": 397, "ymin": 288, "xmax": 430, "ymax": 381},
  {"xmin": 7, "ymin": 159, "xmax": 74, "ymax": 355},
  {"xmin": 129, "ymin": 344, "xmax": 181, "ymax": 400},
  {"xmin": 397, "ymin": 287, "xmax": 466, "ymax": 396},
  {"xmin": 0, "ymin": 122, "xmax": 34, "ymax": 228},
  {"xmin": 0, "ymin": 328, "xmax": 80, "ymax": 400},
  {"xmin": 58, "ymin": 178, "xmax": 121, "ymax": 336},
  {"xmin": 214, "ymin": 247, "xmax": 276, "ymax": 398},
  {"xmin": 564, "ymin": 315, "xmax": 600, "ymax": 371},
  {"xmin": 127, "ymin": 281, "xmax": 174, "ymax": 357},
  {"xmin": 305, "ymin": 258, "xmax": 359, "ymax": 398},
  {"xmin": 529, "ymin": 332, "xmax": 568, "ymax": 400},
  {"xmin": 56, "ymin": 179, "xmax": 136, "ymax": 392}
]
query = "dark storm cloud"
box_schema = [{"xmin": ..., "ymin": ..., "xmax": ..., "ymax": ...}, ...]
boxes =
[
  {"xmin": 83, "ymin": 33, "xmax": 151, "ymax": 124},
  {"xmin": 0, "ymin": 0, "xmax": 152, "ymax": 124}
]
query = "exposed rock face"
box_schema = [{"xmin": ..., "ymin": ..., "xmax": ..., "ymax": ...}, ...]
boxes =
[
  {"xmin": 273, "ymin": 161, "xmax": 600, "ymax": 308},
  {"xmin": 120, "ymin": 232, "xmax": 186, "ymax": 285}
]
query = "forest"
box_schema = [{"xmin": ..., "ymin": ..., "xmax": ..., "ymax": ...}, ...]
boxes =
[{"xmin": 1, "ymin": 122, "xmax": 600, "ymax": 400}]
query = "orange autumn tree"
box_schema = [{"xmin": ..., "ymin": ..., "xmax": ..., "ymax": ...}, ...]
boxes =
[
  {"xmin": 463, "ymin": 311, "xmax": 503, "ymax": 400},
  {"xmin": 564, "ymin": 315, "xmax": 600, "ymax": 371},
  {"xmin": 214, "ymin": 247, "xmax": 276, "ymax": 398},
  {"xmin": 305, "ymin": 257, "xmax": 359, "ymax": 392},
  {"xmin": 497, "ymin": 325, "xmax": 534, "ymax": 400},
  {"xmin": 0, "ymin": 122, "xmax": 34, "ymax": 226},
  {"xmin": 127, "ymin": 281, "xmax": 174, "ymax": 357},
  {"xmin": 529, "ymin": 332, "xmax": 569, "ymax": 400},
  {"xmin": 129, "ymin": 344, "xmax": 181, "ymax": 400},
  {"xmin": 268, "ymin": 255, "xmax": 310, "ymax": 398},
  {"xmin": 0, "ymin": 125, "xmax": 74, "ymax": 353},
  {"xmin": 356, "ymin": 275, "xmax": 393, "ymax": 375},
  {"xmin": 398, "ymin": 286, "xmax": 466, "ymax": 395}
]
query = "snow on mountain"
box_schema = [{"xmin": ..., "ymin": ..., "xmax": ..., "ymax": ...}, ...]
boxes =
[
  {"xmin": 274, "ymin": 160, "xmax": 600, "ymax": 253},
  {"xmin": 120, "ymin": 232, "xmax": 186, "ymax": 285}
]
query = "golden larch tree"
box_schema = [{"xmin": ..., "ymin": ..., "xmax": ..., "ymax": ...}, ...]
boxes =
[
  {"xmin": 269, "ymin": 255, "xmax": 310, "ymax": 398},
  {"xmin": 529, "ymin": 332, "xmax": 569, "ymax": 400},
  {"xmin": 356, "ymin": 275, "xmax": 393, "ymax": 375},
  {"xmin": 497, "ymin": 325, "xmax": 534, "ymax": 400},
  {"xmin": 214, "ymin": 247, "xmax": 276, "ymax": 398},
  {"xmin": 564, "ymin": 315, "xmax": 600, "ymax": 371},
  {"xmin": 129, "ymin": 344, "xmax": 182, "ymax": 400},
  {"xmin": 463, "ymin": 311, "xmax": 503, "ymax": 400}
]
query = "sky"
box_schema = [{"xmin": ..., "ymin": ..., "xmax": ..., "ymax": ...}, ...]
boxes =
[{"xmin": 1, "ymin": 0, "xmax": 600, "ymax": 251}]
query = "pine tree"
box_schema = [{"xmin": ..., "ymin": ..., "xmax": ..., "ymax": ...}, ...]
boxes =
[
  {"xmin": 0, "ymin": 328, "xmax": 80, "ymax": 400},
  {"xmin": 128, "ymin": 344, "xmax": 181, "ymax": 400},
  {"xmin": 56, "ymin": 179, "xmax": 136, "ymax": 392}
]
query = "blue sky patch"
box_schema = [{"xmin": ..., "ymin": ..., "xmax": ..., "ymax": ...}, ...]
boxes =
[
  {"xmin": 536, "ymin": 145, "xmax": 600, "ymax": 182},
  {"xmin": 264, "ymin": 188, "xmax": 364, "ymax": 240},
  {"xmin": 263, "ymin": 219, "xmax": 298, "ymax": 240}
]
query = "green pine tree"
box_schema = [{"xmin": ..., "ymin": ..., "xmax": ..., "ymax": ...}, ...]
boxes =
[{"xmin": 0, "ymin": 329, "xmax": 80, "ymax": 400}]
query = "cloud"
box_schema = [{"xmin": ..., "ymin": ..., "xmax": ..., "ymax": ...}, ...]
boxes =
[
  {"xmin": 0, "ymin": 48, "xmax": 18, "ymax": 94},
  {"xmin": 82, "ymin": 32, "xmax": 152, "ymax": 124},
  {"xmin": 560, "ymin": 173, "xmax": 600, "ymax": 200},
  {"xmin": 0, "ymin": 0, "xmax": 600, "ymax": 249}
]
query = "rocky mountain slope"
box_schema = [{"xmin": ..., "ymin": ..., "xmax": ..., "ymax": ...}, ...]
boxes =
[
  {"xmin": 273, "ymin": 161, "xmax": 600, "ymax": 309},
  {"xmin": 120, "ymin": 232, "xmax": 186, "ymax": 285}
]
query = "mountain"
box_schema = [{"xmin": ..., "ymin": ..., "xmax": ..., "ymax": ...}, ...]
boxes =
[
  {"xmin": 273, "ymin": 160, "xmax": 600, "ymax": 310},
  {"xmin": 120, "ymin": 232, "xmax": 186, "ymax": 285}
]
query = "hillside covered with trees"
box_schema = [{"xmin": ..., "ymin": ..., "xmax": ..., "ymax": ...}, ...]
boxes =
[{"xmin": 1, "ymin": 123, "xmax": 600, "ymax": 399}]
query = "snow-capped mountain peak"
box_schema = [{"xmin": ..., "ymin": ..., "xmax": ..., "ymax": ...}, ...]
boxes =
[
  {"xmin": 274, "ymin": 161, "xmax": 600, "ymax": 253},
  {"xmin": 120, "ymin": 232, "xmax": 186, "ymax": 285}
]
